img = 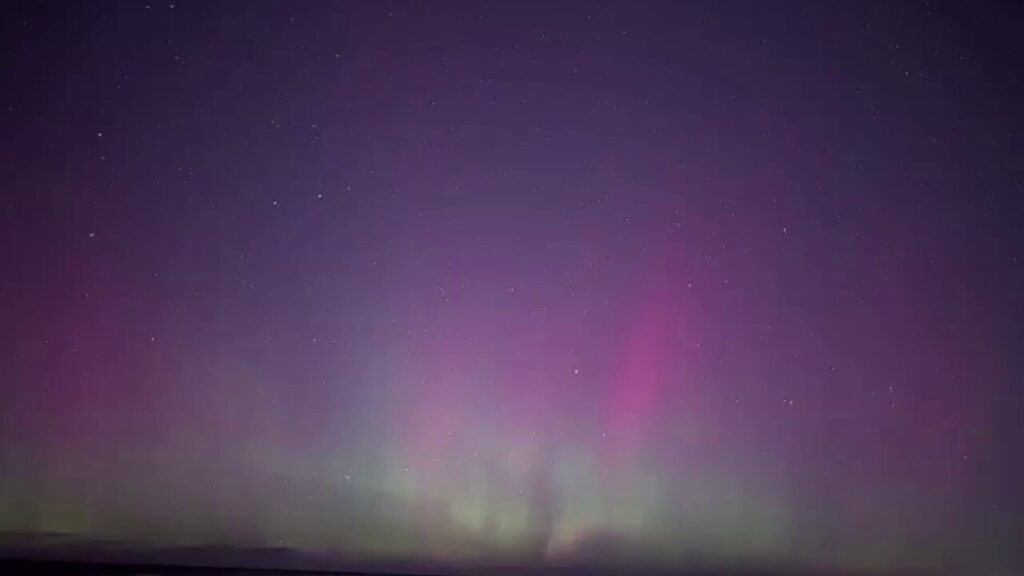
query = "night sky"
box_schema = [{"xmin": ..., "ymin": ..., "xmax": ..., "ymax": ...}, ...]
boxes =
[{"xmin": 2, "ymin": 1, "xmax": 1023, "ymax": 575}]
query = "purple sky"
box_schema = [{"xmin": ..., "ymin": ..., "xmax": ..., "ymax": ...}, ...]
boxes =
[{"xmin": 2, "ymin": 2, "xmax": 1023, "ymax": 575}]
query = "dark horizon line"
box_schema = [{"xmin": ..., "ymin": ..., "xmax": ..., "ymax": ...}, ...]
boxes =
[{"xmin": 0, "ymin": 550, "xmax": 947, "ymax": 576}]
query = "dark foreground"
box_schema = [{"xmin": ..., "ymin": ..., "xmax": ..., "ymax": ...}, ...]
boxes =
[{"xmin": 0, "ymin": 557, "xmax": 944, "ymax": 576}]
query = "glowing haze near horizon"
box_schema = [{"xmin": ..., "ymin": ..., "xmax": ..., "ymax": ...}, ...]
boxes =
[{"xmin": 1, "ymin": 2, "xmax": 1022, "ymax": 575}]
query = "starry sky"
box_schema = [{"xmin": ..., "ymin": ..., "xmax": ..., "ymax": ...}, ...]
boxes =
[{"xmin": 1, "ymin": 1, "xmax": 1023, "ymax": 575}]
